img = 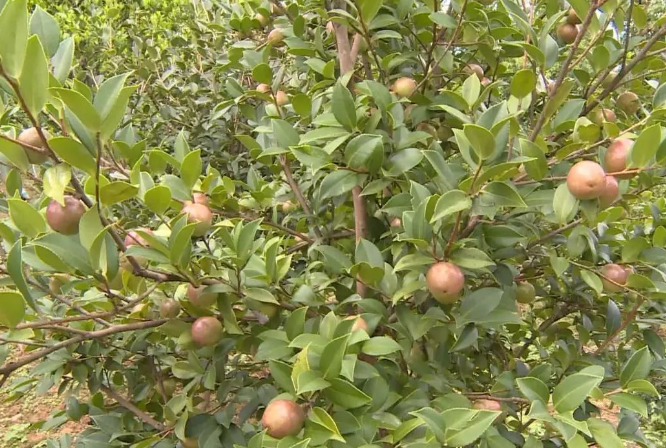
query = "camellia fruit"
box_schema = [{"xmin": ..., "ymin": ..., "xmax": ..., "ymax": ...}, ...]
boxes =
[
  {"xmin": 187, "ymin": 283, "xmax": 217, "ymax": 308},
  {"xmin": 162, "ymin": 378, "xmax": 177, "ymax": 397},
  {"xmin": 49, "ymin": 274, "xmax": 69, "ymax": 295},
  {"xmin": 345, "ymin": 315, "xmax": 369, "ymax": 333},
  {"xmin": 192, "ymin": 192, "xmax": 209, "ymax": 206},
  {"xmin": 191, "ymin": 316, "xmax": 223, "ymax": 347},
  {"xmin": 261, "ymin": 399, "xmax": 305, "ymax": 438},
  {"xmin": 473, "ymin": 399, "xmax": 502, "ymax": 411},
  {"xmin": 18, "ymin": 127, "xmax": 51, "ymax": 164},
  {"xmin": 617, "ymin": 91, "xmax": 640, "ymax": 115},
  {"xmin": 255, "ymin": 13, "xmax": 269, "ymax": 27},
  {"xmin": 390, "ymin": 217, "xmax": 402, "ymax": 228},
  {"xmin": 515, "ymin": 282, "xmax": 536, "ymax": 304},
  {"xmin": 599, "ymin": 175, "xmax": 620, "ymax": 208},
  {"xmin": 566, "ymin": 161, "xmax": 606, "ymax": 200},
  {"xmin": 393, "ymin": 77, "xmax": 417, "ymax": 98},
  {"xmin": 46, "ymin": 196, "xmax": 86, "ymax": 235},
  {"xmin": 567, "ymin": 7, "xmax": 581, "ymax": 24},
  {"xmin": 426, "ymin": 262, "xmax": 465, "ymax": 304},
  {"xmin": 275, "ymin": 90, "xmax": 289, "ymax": 106},
  {"xmin": 464, "ymin": 63, "xmax": 484, "ymax": 80},
  {"xmin": 605, "ymin": 138, "xmax": 633, "ymax": 178},
  {"xmin": 326, "ymin": 21, "xmax": 335, "ymax": 34},
  {"xmin": 124, "ymin": 228, "xmax": 153, "ymax": 247},
  {"xmin": 267, "ymin": 29, "xmax": 284, "ymax": 46},
  {"xmin": 159, "ymin": 299, "xmax": 181, "ymax": 319},
  {"xmin": 282, "ymin": 200, "xmax": 297, "ymax": 213},
  {"xmin": 590, "ymin": 108, "xmax": 616, "ymax": 125},
  {"xmin": 557, "ymin": 23, "xmax": 578, "ymax": 44},
  {"xmin": 600, "ymin": 263, "xmax": 628, "ymax": 292},
  {"xmin": 182, "ymin": 201, "xmax": 213, "ymax": 236},
  {"xmin": 257, "ymin": 83, "xmax": 271, "ymax": 94}
]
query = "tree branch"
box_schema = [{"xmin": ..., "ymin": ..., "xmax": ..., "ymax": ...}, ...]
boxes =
[{"xmin": 100, "ymin": 384, "xmax": 165, "ymax": 431}]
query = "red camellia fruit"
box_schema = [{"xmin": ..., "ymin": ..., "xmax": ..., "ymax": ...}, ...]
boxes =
[
  {"xmin": 192, "ymin": 192, "xmax": 209, "ymax": 206},
  {"xmin": 599, "ymin": 176, "xmax": 620, "ymax": 208},
  {"xmin": 566, "ymin": 161, "xmax": 606, "ymax": 200},
  {"xmin": 605, "ymin": 138, "xmax": 634, "ymax": 178},
  {"xmin": 600, "ymin": 263, "xmax": 628, "ymax": 292},
  {"xmin": 261, "ymin": 399, "xmax": 305, "ymax": 438},
  {"xmin": 191, "ymin": 317, "xmax": 223, "ymax": 347},
  {"xmin": 124, "ymin": 228, "xmax": 153, "ymax": 247},
  {"xmin": 426, "ymin": 262, "xmax": 465, "ymax": 304},
  {"xmin": 187, "ymin": 283, "xmax": 217, "ymax": 308},
  {"xmin": 159, "ymin": 299, "xmax": 181, "ymax": 319},
  {"xmin": 18, "ymin": 127, "xmax": 51, "ymax": 164},
  {"xmin": 182, "ymin": 201, "xmax": 213, "ymax": 236},
  {"xmin": 46, "ymin": 196, "xmax": 86, "ymax": 235},
  {"xmin": 345, "ymin": 315, "xmax": 369, "ymax": 333},
  {"xmin": 557, "ymin": 23, "xmax": 578, "ymax": 44}
]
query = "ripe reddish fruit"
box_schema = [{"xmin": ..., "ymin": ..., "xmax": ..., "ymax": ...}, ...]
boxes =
[
  {"xmin": 345, "ymin": 316, "xmax": 369, "ymax": 333},
  {"xmin": 267, "ymin": 29, "xmax": 284, "ymax": 46},
  {"xmin": 465, "ymin": 64, "xmax": 484, "ymax": 80},
  {"xmin": 257, "ymin": 83, "xmax": 271, "ymax": 94},
  {"xmin": 566, "ymin": 161, "xmax": 606, "ymax": 200},
  {"xmin": 46, "ymin": 196, "xmax": 86, "ymax": 235},
  {"xmin": 124, "ymin": 228, "xmax": 153, "ymax": 247},
  {"xmin": 617, "ymin": 91, "xmax": 640, "ymax": 115},
  {"xmin": 599, "ymin": 175, "xmax": 620, "ymax": 208},
  {"xmin": 182, "ymin": 201, "xmax": 213, "ymax": 236},
  {"xmin": 557, "ymin": 23, "xmax": 578, "ymax": 44},
  {"xmin": 605, "ymin": 139, "xmax": 633, "ymax": 178},
  {"xmin": 393, "ymin": 77, "xmax": 417, "ymax": 98},
  {"xmin": 473, "ymin": 399, "xmax": 502, "ymax": 411},
  {"xmin": 516, "ymin": 282, "xmax": 536, "ymax": 304},
  {"xmin": 567, "ymin": 7, "xmax": 581, "ymax": 24},
  {"xmin": 261, "ymin": 399, "xmax": 305, "ymax": 438},
  {"xmin": 160, "ymin": 299, "xmax": 181, "ymax": 318},
  {"xmin": 600, "ymin": 263, "xmax": 628, "ymax": 292},
  {"xmin": 18, "ymin": 127, "xmax": 51, "ymax": 164},
  {"xmin": 191, "ymin": 317, "xmax": 223, "ymax": 347},
  {"xmin": 481, "ymin": 77, "xmax": 491, "ymax": 86},
  {"xmin": 426, "ymin": 262, "xmax": 465, "ymax": 304},
  {"xmin": 275, "ymin": 90, "xmax": 289, "ymax": 106},
  {"xmin": 192, "ymin": 192, "xmax": 209, "ymax": 206},
  {"xmin": 187, "ymin": 284, "xmax": 217, "ymax": 308},
  {"xmin": 390, "ymin": 217, "xmax": 402, "ymax": 228}
]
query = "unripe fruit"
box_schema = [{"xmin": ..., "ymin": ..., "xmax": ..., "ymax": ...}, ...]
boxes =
[
  {"xmin": 567, "ymin": 7, "xmax": 581, "ymax": 24},
  {"xmin": 18, "ymin": 127, "xmax": 51, "ymax": 164},
  {"xmin": 345, "ymin": 316, "xmax": 369, "ymax": 333},
  {"xmin": 261, "ymin": 399, "xmax": 305, "ymax": 438},
  {"xmin": 267, "ymin": 29, "xmax": 284, "ymax": 46},
  {"xmin": 180, "ymin": 437, "xmax": 198, "ymax": 448},
  {"xmin": 426, "ymin": 262, "xmax": 465, "ymax": 304},
  {"xmin": 46, "ymin": 196, "xmax": 86, "ymax": 235},
  {"xmin": 473, "ymin": 399, "xmax": 502, "ymax": 411},
  {"xmin": 516, "ymin": 282, "xmax": 536, "ymax": 304},
  {"xmin": 257, "ymin": 83, "xmax": 271, "ymax": 94},
  {"xmin": 182, "ymin": 201, "xmax": 213, "ymax": 237},
  {"xmin": 557, "ymin": 23, "xmax": 578, "ymax": 44},
  {"xmin": 600, "ymin": 263, "xmax": 628, "ymax": 292},
  {"xmin": 617, "ymin": 91, "xmax": 640, "ymax": 115},
  {"xmin": 124, "ymin": 228, "xmax": 153, "ymax": 248},
  {"xmin": 282, "ymin": 200, "xmax": 297, "ymax": 213},
  {"xmin": 255, "ymin": 13, "xmax": 269, "ymax": 27},
  {"xmin": 566, "ymin": 161, "xmax": 606, "ymax": 200},
  {"xmin": 390, "ymin": 217, "xmax": 402, "ymax": 228},
  {"xmin": 192, "ymin": 192, "xmax": 209, "ymax": 206},
  {"xmin": 599, "ymin": 175, "xmax": 619, "ymax": 208},
  {"xmin": 275, "ymin": 90, "xmax": 289, "ymax": 106},
  {"xmin": 393, "ymin": 77, "xmax": 417, "ymax": 98},
  {"xmin": 187, "ymin": 284, "xmax": 217, "ymax": 308},
  {"xmin": 605, "ymin": 138, "xmax": 633, "ymax": 178},
  {"xmin": 160, "ymin": 299, "xmax": 181, "ymax": 318},
  {"xmin": 464, "ymin": 64, "xmax": 484, "ymax": 80},
  {"xmin": 191, "ymin": 317, "xmax": 223, "ymax": 347},
  {"xmin": 49, "ymin": 274, "xmax": 69, "ymax": 295},
  {"xmin": 162, "ymin": 378, "xmax": 177, "ymax": 396},
  {"xmin": 590, "ymin": 108, "xmax": 616, "ymax": 125}
]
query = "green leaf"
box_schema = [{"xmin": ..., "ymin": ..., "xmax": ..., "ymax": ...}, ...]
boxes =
[
  {"xmin": 296, "ymin": 370, "xmax": 331, "ymax": 395},
  {"xmin": 8, "ymin": 198, "xmax": 46, "ymax": 238},
  {"xmin": 144, "ymin": 185, "xmax": 171, "ymax": 215},
  {"xmin": 443, "ymin": 408, "xmax": 501, "ymax": 445},
  {"xmin": 0, "ymin": 0, "xmax": 28, "ymax": 78},
  {"xmin": 252, "ymin": 63, "xmax": 272, "ymax": 84},
  {"xmin": 321, "ymin": 334, "xmax": 350, "ymax": 380},
  {"xmin": 362, "ymin": 337, "xmax": 402, "ymax": 356},
  {"xmin": 0, "ymin": 291, "xmax": 25, "ymax": 328},
  {"xmin": 517, "ymin": 377, "xmax": 550, "ymax": 403},
  {"xmin": 458, "ymin": 288, "xmax": 503, "ymax": 323},
  {"xmin": 0, "ymin": 132, "xmax": 29, "ymax": 171},
  {"xmin": 99, "ymin": 182, "xmax": 138, "ymax": 206},
  {"xmin": 50, "ymin": 88, "xmax": 101, "ymax": 131},
  {"xmin": 332, "ymin": 81, "xmax": 356, "ymax": 131},
  {"xmin": 309, "ymin": 407, "xmax": 345, "ymax": 442},
  {"xmin": 78, "ymin": 207, "xmax": 103, "ymax": 251},
  {"xmin": 358, "ymin": 0, "xmax": 383, "ymax": 23},
  {"xmin": 292, "ymin": 93, "xmax": 311, "ymax": 117},
  {"xmin": 29, "ymin": 6, "xmax": 59, "ymax": 56},
  {"xmin": 312, "ymin": 245, "xmax": 352, "ymax": 273},
  {"xmin": 245, "ymin": 288, "xmax": 279, "ymax": 304},
  {"xmin": 7, "ymin": 240, "xmax": 38, "ymax": 312},
  {"xmin": 626, "ymin": 379, "xmax": 659, "ymax": 396},
  {"xmin": 101, "ymin": 86, "xmax": 136, "ymax": 140},
  {"xmin": 464, "ymin": 124, "xmax": 495, "ymax": 160},
  {"xmin": 180, "ymin": 149, "xmax": 202, "ymax": 189},
  {"xmin": 320, "ymin": 170, "xmax": 359, "ymax": 200},
  {"xmin": 272, "ymin": 119, "xmax": 299, "ymax": 147},
  {"xmin": 620, "ymin": 346, "xmax": 652, "ymax": 387},
  {"xmin": 482, "ymin": 181, "xmax": 527, "ymax": 207},
  {"xmin": 94, "ymin": 72, "xmax": 132, "ymax": 120},
  {"xmin": 450, "ymin": 248, "xmax": 495, "ymax": 270},
  {"xmin": 48, "ymin": 137, "xmax": 96, "ymax": 175},
  {"xmin": 344, "ymin": 134, "xmax": 383, "ymax": 174},
  {"xmin": 52, "ymin": 37, "xmax": 74, "ymax": 83},
  {"xmin": 581, "ymin": 270, "xmax": 603, "ymax": 296},
  {"xmin": 552, "ymin": 365, "xmax": 604, "ymax": 413},
  {"xmin": 19, "ymin": 35, "xmax": 48, "ymax": 116},
  {"xmin": 173, "ymin": 129, "xmax": 189, "ymax": 162},
  {"xmin": 511, "ymin": 69, "xmax": 536, "ymax": 98},
  {"xmin": 285, "ymin": 306, "xmax": 307, "ymax": 341},
  {"xmin": 169, "ymin": 223, "xmax": 196, "ymax": 268},
  {"xmin": 519, "ymin": 139, "xmax": 547, "ymax": 181},
  {"xmin": 43, "ymin": 164, "xmax": 71, "ymax": 206},
  {"xmin": 323, "ymin": 378, "xmax": 372, "ymax": 409},
  {"xmin": 269, "ymin": 359, "xmax": 295, "ymax": 395},
  {"xmin": 462, "ymin": 75, "xmax": 480, "ymax": 107},
  {"xmin": 609, "ymin": 392, "xmax": 647, "ymax": 417},
  {"xmin": 630, "ymin": 124, "xmax": 660, "ymax": 168},
  {"xmin": 410, "ymin": 408, "xmax": 447, "ymax": 444},
  {"xmin": 553, "ymin": 183, "xmax": 578, "ymax": 224},
  {"xmin": 431, "ymin": 190, "xmax": 471, "ymax": 222},
  {"xmin": 450, "ymin": 324, "xmax": 478, "ymax": 352},
  {"xmin": 588, "ymin": 418, "xmax": 624, "ymax": 448}
]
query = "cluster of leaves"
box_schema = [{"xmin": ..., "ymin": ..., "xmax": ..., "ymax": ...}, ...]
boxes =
[{"xmin": 1, "ymin": 0, "xmax": 666, "ymax": 447}]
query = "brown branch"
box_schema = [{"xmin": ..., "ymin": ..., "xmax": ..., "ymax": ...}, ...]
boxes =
[
  {"xmin": 100, "ymin": 385, "xmax": 165, "ymax": 431},
  {"xmin": 278, "ymin": 155, "xmax": 323, "ymax": 239},
  {"xmin": 594, "ymin": 298, "xmax": 645, "ymax": 354}
]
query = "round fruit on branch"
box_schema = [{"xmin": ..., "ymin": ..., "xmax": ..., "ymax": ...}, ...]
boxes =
[
  {"xmin": 426, "ymin": 262, "xmax": 465, "ymax": 304},
  {"xmin": 46, "ymin": 196, "xmax": 86, "ymax": 235},
  {"xmin": 261, "ymin": 399, "xmax": 305, "ymax": 438}
]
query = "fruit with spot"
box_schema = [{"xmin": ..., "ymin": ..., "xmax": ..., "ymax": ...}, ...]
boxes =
[
  {"xmin": 49, "ymin": 274, "xmax": 69, "ymax": 295},
  {"xmin": 282, "ymin": 200, "xmax": 297, "ymax": 213},
  {"xmin": 257, "ymin": 83, "xmax": 271, "ymax": 94},
  {"xmin": 261, "ymin": 399, "xmax": 305, "ymax": 438},
  {"xmin": 426, "ymin": 262, "xmax": 465, "ymax": 304},
  {"xmin": 600, "ymin": 263, "xmax": 628, "ymax": 292},
  {"xmin": 566, "ymin": 161, "xmax": 606, "ymax": 200},
  {"xmin": 46, "ymin": 196, "xmax": 86, "ymax": 235},
  {"xmin": 191, "ymin": 317, "xmax": 223, "ymax": 347},
  {"xmin": 182, "ymin": 201, "xmax": 213, "ymax": 236}
]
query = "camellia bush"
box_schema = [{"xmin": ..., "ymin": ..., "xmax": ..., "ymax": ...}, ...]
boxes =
[{"xmin": 3, "ymin": 0, "xmax": 666, "ymax": 446}]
